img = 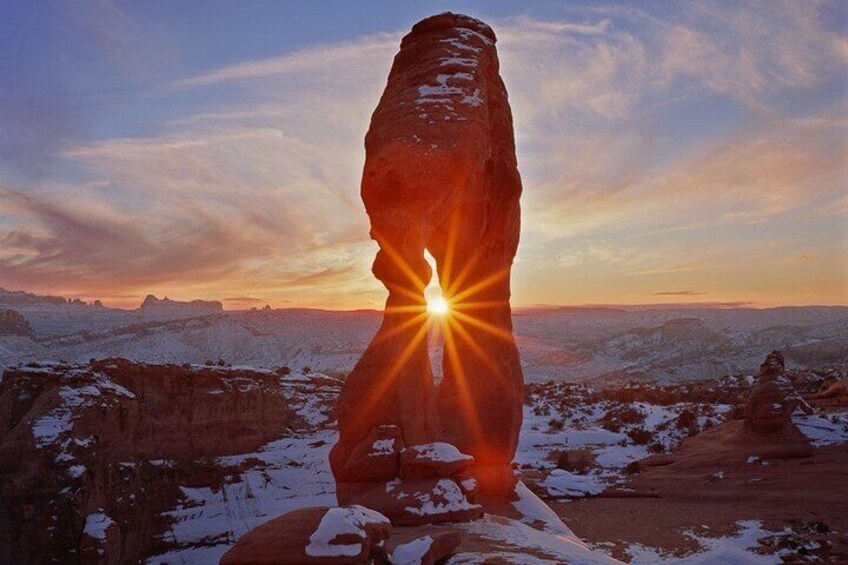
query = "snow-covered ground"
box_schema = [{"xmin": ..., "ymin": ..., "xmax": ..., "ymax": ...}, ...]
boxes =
[{"xmin": 3, "ymin": 302, "xmax": 846, "ymax": 383}]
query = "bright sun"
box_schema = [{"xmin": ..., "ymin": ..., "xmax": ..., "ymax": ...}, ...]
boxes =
[{"xmin": 426, "ymin": 296, "xmax": 450, "ymax": 315}]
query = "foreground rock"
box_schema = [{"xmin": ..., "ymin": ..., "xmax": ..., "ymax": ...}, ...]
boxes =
[
  {"xmin": 0, "ymin": 359, "xmax": 297, "ymax": 564},
  {"xmin": 221, "ymin": 484, "xmax": 622, "ymax": 564},
  {"xmin": 220, "ymin": 505, "xmax": 392, "ymax": 565}
]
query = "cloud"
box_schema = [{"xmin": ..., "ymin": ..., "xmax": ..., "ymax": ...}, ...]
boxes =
[
  {"xmin": 1, "ymin": 2, "xmax": 845, "ymax": 307},
  {"xmin": 652, "ymin": 290, "xmax": 708, "ymax": 296},
  {"xmin": 172, "ymin": 33, "xmax": 399, "ymax": 90}
]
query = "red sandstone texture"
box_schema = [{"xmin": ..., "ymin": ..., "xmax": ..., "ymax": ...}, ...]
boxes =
[
  {"xmin": 331, "ymin": 11, "xmax": 524, "ymax": 518},
  {"xmin": 0, "ymin": 359, "xmax": 292, "ymax": 564}
]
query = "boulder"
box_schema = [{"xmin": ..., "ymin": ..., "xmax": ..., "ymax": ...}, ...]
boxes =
[
  {"xmin": 341, "ymin": 425, "xmax": 405, "ymax": 483},
  {"xmin": 220, "ymin": 506, "xmax": 391, "ymax": 565}
]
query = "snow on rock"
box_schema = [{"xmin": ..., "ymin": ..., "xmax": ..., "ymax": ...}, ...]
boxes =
[
  {"xmin": 447, "ymin": 515, "xmax": 622, "ymax": 564},
  {"xmin": 405, "ymin": 478, "xmax": 480, "ymax": 517},
  {"xmin": 543, "ymin": 469, "xmax": 608, "ymax": 498},
  {"xmin": 83, "ymin": 510, "xmax": 115, "ymax": 541},
  {"xmin": 371, "ymin": 437, "xmax": 397, "ymax": 455},
  {"xmin": 792, "ymin": 413, "xmax": 848, "ymax": 446},
  {"xmin": 406, "ymin": 442, "xmax": 473, "ymax": 464},
  {"xmin": 390, "ymin": 535, "xmax": 434, "ymax": 564},
  {"xmin": 305, "ymin": 505, "xmax": 390, "ymax": 558},
  {"xmin": 512, "ymin": 481, "xmax": 577, "ymax": 535}
]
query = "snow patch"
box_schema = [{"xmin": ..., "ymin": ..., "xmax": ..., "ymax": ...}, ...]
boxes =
[
  {"xmin": 304, "ymin": 505, "xmax": 389, "ymax": 558},
  {"xmin": 391, "ymin": 535, "xmax": 434, "ymax": 565}
]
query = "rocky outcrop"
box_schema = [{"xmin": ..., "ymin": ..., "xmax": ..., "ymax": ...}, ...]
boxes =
[
  {"xmin": 744, "ymin": 350, "xmax": 812, "ymax": 433},
  {"xmin": 331, "ymin": 11, "xmax": 524, "ymax": 519},
  {"xmin": 0, "ymin": 309, "xmax": 35, "ymax": 339},
  {"xmin": 0, "ymin": 359, "xmax": 293, "ymax": 564}
]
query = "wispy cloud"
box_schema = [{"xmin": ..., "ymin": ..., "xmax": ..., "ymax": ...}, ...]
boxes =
[
  {"xmin": 652, "ymin": 290, "xmax": 708, "ymax": 296},
  {"xmin": 1, "ymin": 1, "xmax": 845, "ymax": 307}
]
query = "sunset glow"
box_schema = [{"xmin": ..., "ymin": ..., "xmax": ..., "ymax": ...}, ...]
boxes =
[{"xmin": 0, "ymin": 1, "xmax": 845, "ymax": 309}]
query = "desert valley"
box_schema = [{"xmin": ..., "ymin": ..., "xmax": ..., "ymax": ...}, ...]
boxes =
[{"xmin": 2, "ymin": 288, "xmax": 847, "ymax": 563}]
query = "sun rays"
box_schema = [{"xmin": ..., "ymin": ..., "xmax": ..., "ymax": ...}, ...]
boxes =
[
  {"xmin": 426, "ymin": 295, "xmax": 450, "ymax": 315},
  {"xmin": 352, "ymin": 214, "xmax": 517, "ymax": 447}
]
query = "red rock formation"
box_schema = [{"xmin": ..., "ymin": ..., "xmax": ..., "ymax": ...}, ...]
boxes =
[
  {"xmin": 744, "ymin": 350, "xmax": 812, "ymax": 433},
  {"xmin": 331, "ymin": 11, "xmax": 524, "ymax": 509},
  {"xmin": 0, "ymin": 359, "xmax": 293, "ymax": 564}
]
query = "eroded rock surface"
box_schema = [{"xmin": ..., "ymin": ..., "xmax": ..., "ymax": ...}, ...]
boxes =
[
  {"xmin": 331, "ymin": 11, "xmax": 524, "ymax": 518},
  {"xmin": 0, "ymin": 359, "xmax": 295, "ymax": 564}
]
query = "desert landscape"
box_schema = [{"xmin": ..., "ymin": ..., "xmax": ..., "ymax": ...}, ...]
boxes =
[
  {"xmin": 1, "ymin": 2, "xmax": 846, "ymax": 564},
  {"xmin": 2, "ymin": 291, "xmax": 847, "ymax": 563}
]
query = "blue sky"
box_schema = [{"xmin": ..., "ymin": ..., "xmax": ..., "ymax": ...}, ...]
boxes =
[{"xmin": 1, "ymin": 0, "xmax": 846, "ymax": 308}]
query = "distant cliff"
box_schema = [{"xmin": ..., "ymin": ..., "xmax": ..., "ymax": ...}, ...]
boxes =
[{"xmin": 0, "ymin": 359, "xmax": 303, "ymax": 563}]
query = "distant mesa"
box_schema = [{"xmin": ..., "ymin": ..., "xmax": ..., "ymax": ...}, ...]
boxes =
[
  {"xmin": 138, "ymin": 294, "xmax": 223, "ymax": 312},
  {"xmin": 0, "ymin": 287, "xmax": 70, "ymax": 307},
  {"xmin": 0, "ymin": 287, "xmax": 104, "ymax": 308}
]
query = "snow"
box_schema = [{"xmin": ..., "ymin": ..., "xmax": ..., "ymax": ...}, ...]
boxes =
[
  {"xmin": 5, "ymin": 304, "xmax": 844, "ymax": 384},
  {"xmin": 371, "ymin": 438, "xmax": 396, "ymax": 455},
  {"xmin": 83, "ymin": 510, "xmax": 115, "ymax": 546},
  {"xmin": 440, "ymin": 56, "xmax": 478, "ymax": 68},
  {"xmin": 404, "ymin": 478, "xmax": 480, "ymax": 516},
  {"xmin": 543, "ymin": 469, "xmax": 607, "ymax": 498},
  {"xmin": 625, "ymin": 520, "xmax": 787, "ymax": 564},
  {"xmin": 456, "ymin": 27, "xmax": 494, "ymax": 45},
  {"xmin": 304, "ymin": 505, "xmax": 390, "ymax": 558},
  {"xmin": 792, "ymin": 413, "xmax": 848, "ymax": 446},
  {"xmin": 68, "ymin": 464, "xmax": 86, "ymax": 478},
  {"xmin": 155, "ymin": 431, "xmax": 337, "ymax": 561},
  {"xmin": 448, "ymin": 515, "xmax": 620, "ymax": 564},
  {"xmin": 407, "ymin": 442, "xmax": 473, "ymax": 463},
  {"xmin": 440, "ymin": 37, "xmax": 481, "ymax": 53},
  {"xmin": 462, "ymin": 89, "xmax": 484, "ymax": 106},
  {"xmin": 390, "ymin": 535, "xmax": 434, "ymax": 564},
  {"xmin": 30, "ymin": 370, "xmax": 138, "ymax": 473},
  {"xmin": 512, "ymin": 481, "xmax": 576, "ymax": 535}
]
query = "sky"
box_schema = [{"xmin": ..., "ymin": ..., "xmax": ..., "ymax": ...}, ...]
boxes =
[{"xmin": 0, "ymin": 0, "xmax": 846, "ymax": 310}]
